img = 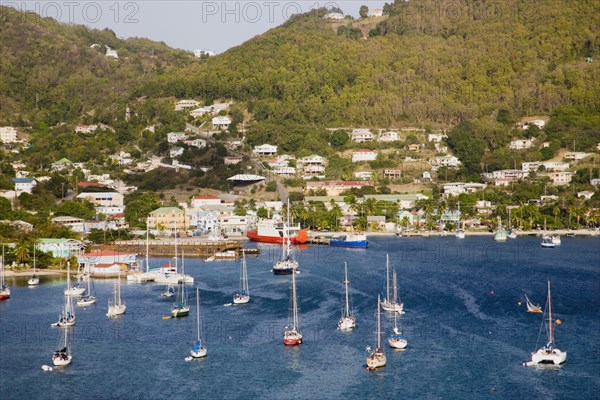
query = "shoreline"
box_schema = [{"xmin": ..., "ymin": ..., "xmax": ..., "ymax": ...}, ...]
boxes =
[
  {"xmin": 308, "ymin": 229, "xmax": 600, "ymax": 237},
  {"xmin": 4, "ymin": 269, "xmax": 73, "ymax": 277}
]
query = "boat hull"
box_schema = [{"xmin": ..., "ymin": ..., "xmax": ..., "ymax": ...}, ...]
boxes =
[
  {"xmin": 28, "ymin": 278, "xmax": 40, "ymax": 285},
  {"xmin": 0, "ymin": 293, "xmax": 10, "ymax": 300},
  {"xmin": 525, "ymin": 349, "xmax": 567, "ymax": 366},
  {"xmin": 190, "ymin": 348, "xmax": 207, "ymax": 358},
  {"xmin": 338, "ymin": 317, "xmax": 356, "ymax": 330},
  {"xmin": 107, "ymin": 304, "xmax": 126, "ymax": 317},
  {"xmin": 366, "ymin": 352, "xmax": 386, "ymax": 370},
  {"xmin": 65, "ymin": 287, "xmax": 86, "ymax": 296},
  {"xmin": 381, "ymin": 300, "xmax": 404, "ymax": 313},
  {"xmin": 171, "ymin": 306, "xmax": 190, "ymax": 318},
  {"xmin": 283, "ymin": 331, "xmax": 303, "ymax": 346},
  {"xmin": 329, "ymin": 240, "xmax": 368, "ymax": 248},
  {"xmin": 77, "ymin": 296, "xmax": 96, "ymax": 307},
  {"xmin": 247, "ymin": 230, "xmax": 307, "ymax": 244},
  {"xmin": 388, "ymin": 337, "xmax": 408, "ymax": 349},
  {"xmin": 52, "ymin": 355, "xmax": 72, "ymax": 367},
  {"xmin": 233, "ymin": 295, "xmax": 250, "ymax": 304}
]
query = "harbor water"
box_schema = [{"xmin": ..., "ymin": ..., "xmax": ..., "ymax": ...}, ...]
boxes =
[{"xmin": 1, "ymin": 236, "xmax": 599, "ymax": 399}]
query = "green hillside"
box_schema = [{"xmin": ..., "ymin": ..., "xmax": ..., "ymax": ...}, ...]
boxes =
[{"xmin": 146, "ymin": 0, "xmax": 600, "ymax": 126}]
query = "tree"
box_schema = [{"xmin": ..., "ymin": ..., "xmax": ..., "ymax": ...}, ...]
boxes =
[
  {"xmin": 330, "ymin": 130, "xmax": 349, "ymax": 147},
  {"xmin": 13, "ymin": 241, "xmax": 31, "ymax": 265},
  {"xmin": 359, "ymin": 5, "xmax": 369, "ymax": 18}
]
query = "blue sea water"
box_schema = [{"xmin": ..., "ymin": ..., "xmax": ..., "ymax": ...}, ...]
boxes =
[{"xmin": 1, "ymin": 236, "xmax": 599, "ymax": 399}]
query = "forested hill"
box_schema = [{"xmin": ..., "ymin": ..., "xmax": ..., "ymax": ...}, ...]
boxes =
[
  {"xmin": 1, "ymin": 1, "xmax": 599, "ymax": 129},
  {"xmin": 0, "ymin": 5, "xmax": 193, "ymax": 125},
  {"xmin": 147, "ymin": 0, "xmax": 600, "ymax": 126}
]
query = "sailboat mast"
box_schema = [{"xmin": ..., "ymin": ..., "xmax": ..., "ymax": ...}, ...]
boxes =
[
  {"xmin": 66, "ymin": 262, "xmax": 71, "ymax": 315},
  {"xmin": 376, "ymin": 295, "xmax": 382, "ymax": 349},
  {"xmin": 385, "ymin": 254, "xmax": 390, "ymax": 303},
  {"xmin": 174, "ymin": 215, "xmax": 178, "ymax": 273},
  {"xmin": 392, "ymin": 269, "xmax": 398, "ymax": 305},
  {"xmin": 145, "ymin": 216, "xmax": 150, "ymax": 272},
  {"xmin": 548, "ymin": 280, "xmax": 553, "ymax": 345},
  {"xmin": 344, "ymin": 262, "xmax": 350, "ymax": 318},
  {"xmin": 196, "ymin": 287, "xmax": 200, "ymax": 341},
  {"xmin": 292, "ymin": 269, "xmax": 298, "ymax": 330},
  {"xmin": 33, "ymin": 244, "xmax": 36, "ymax": 274}
]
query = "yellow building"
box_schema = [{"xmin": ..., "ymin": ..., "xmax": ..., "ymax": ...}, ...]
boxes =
[{"xmin": 148, "ymin": 207, "xmax": 188, "ymax": 234}]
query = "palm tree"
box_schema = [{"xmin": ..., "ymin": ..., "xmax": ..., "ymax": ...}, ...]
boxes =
[
  {"xmin": 14, "ymin": 242, "xmax": 31, "ymax": 265},
  {"xmin": 552, "ymin": 206, "xmax": 561, "ymax": 225}
]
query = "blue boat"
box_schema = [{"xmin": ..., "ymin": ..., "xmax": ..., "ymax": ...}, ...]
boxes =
[{"xmin": 329, "ymin": 233, "xmax": 368, "ymax": 248}]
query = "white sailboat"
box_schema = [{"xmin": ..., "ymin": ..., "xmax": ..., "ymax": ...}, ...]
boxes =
[
  {"xmin": 106, "ymin": 272, "xmax": 126, "ymax": 317},
  {"xmin": 524, "ymin": 281, "xmax": 567, "ymax": 366},
  {"xmin": 77, "ymin": 273, "xmax": 96, "ymax": 307},
  {"xmin": 524, "ymin": 293, "xmax": 542, "ymax": 313},
  {"xmin": 366, "ymin": 294, "xmax": 386, "ymax": 370},
  {"xmin": 273, "ymin": 199, "xmax": 299, "ymax": 275},
  {"xmin": 233, "ymin": 251, "xmax": 250, "ymax": 304},
  {"xmin": 283, "ymin": 268, "xmax": 302, "ymax": 346},
  {"xmin": 52, "ymin": 326, "xmax": 72, "ymax": 367},
  {"xmin": 53, "ymin": 262, "xmax": 75, "ymax": 327},
  {"xmin": 128, "ymin": 218, "xmax": 156, "ymax": 283},
  {"xmin": 64, "ymin": 262, "xmax": 86, "ymax": 296},
  {"xmin": 388, "ymin": 308, "xmax": 408, "ymax": 349},
  {"xmin": 381, "ymin": 254, "xmax": 404, "ymax": 313},
  {"xmin": 338, "ymin": 262, "xmax": 356, "ymax": 330},
  {"xmin": 494, "ymin": 216, "xmax": 508, "ymax": 241},
  {"xmin": 455, "ymin": 202, "xmax": 465, "ymax": 239},
  {"xmin": 28, "ymin": 244, "xmax": 40, "ymax": 285},
  {"xmin": 0, "ymin": 245, "xmax": 10, "ymax": 300},
  {"xmin": 171, "ymin": 250, "xmax": 190, "ymax": 317},
  {"xmin": 188, "ymin": 287, "xmax": 207, "ymax": 359}
]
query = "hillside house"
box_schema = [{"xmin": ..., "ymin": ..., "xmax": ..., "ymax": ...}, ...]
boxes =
[
  {"xmin": 305, "ymin": 181, "xmax": 374, "ymax": 196},
  {"xmin": 352, "ymin": 149, "xmax": 377, "ymax": 162},
  {"xmin": 253, "ymin": 144, "xmax": 278, "ymax": 156},
  {"xmin": 427, "ymin": 133, "xmax": 447, "ymax": 143},
  {"xmin": 350, "ymin": 129, "xmax": 374, "ymax": 143},
  {"xmin": 175, "ymin": 100, "xmax": 200, "ymax": 111},
  {"xmin": 170, "ymin": 147, "xmax": 184, "ymax": 158},
  {"xmin": 509, "ymin": 139, "xmax": 534, "ymax": 150},
  {"xmin": 12, "ymin": 178, "xmax": 36, "ymax": 195},
  {"xmin": 432, "ymin": 155, "xmax": 461, "ymax": 168},
  {"xmin": 212, "ymin": 116, "xmax": 232, "ymax": 130},
  {"xmin": 378, "ymin": 131, "xmax": 399, "ymax": 142},
  {"xmin": 76, "ymin": 192, "xmax": 124, "ymax": 207},
  {"xmin": 167, "ymin": 132, "xmax": 187, "ymax": 143},
  {"xmin": 0, "ymin": 126, "xmax": 18, "ymax": 143},
  {"xmin": 191, "ymin": 196, "xmax": 222, "ymax": 208},
  {"xmin": 539, "ymin": 172, "xmax": 573, "ymax": 186},
  {"xmin": 74, "ymin": 124, "xmax": 98, "ymax": 133}
]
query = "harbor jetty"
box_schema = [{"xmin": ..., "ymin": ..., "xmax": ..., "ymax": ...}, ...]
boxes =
[{"xmin": 103, "ymin": 238, "xmax": 258, "ymax": 258}]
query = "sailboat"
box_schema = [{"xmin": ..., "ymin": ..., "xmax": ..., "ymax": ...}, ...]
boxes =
[
  {"xmin": 366, "ymin": 295, "xmax": 386, "ymax": 370},
  {"xmin": 273, "ymin": 199, "xmax": 299, "ymax": 275},
  {"xmin": 524, "ymin": 293, "xmax": 542, "ymax": 313},
  {"xmin": 160, "ymin": 284, "xmax": 175, "ymax": 298},
  {"xmin": 524, "ymin": 281, "xmax": 567, "ymax": 366},
  {"xmin": 338, "ymin": 262, "xmax": 356, "ymax": 330},
  {"xmin": 233, "ymin": 251, "xmax": 250, "ymax": 304},
  {"xmin": 381, "ymin": 254, "xmax": 404, "ymax": 313},
  {"xmin": 76, "ymin": 273, "xmax": 96, "ymax": 307},
  {"xmin": 455, "ymin": 202, "xmax": 465, "ymax": 239},
  {"xmin": 64, "ymin": 262, "xmax": 86, "ymax": 296},
  {"xmin": 128, "ymin": 218, "xmax": 156, "ymax": 283},
  {"xmin": 0, "ymin": 245, "xmax": 10, "ymax": 300},
  {"xmin": 283, "ymin": 268, "xmax": 302, "ymax": 346},
  {"xmin": 189, "ymin": 287, "xmax": 207, "ymax": 359},
  {"xmin": 541, "ymin": 218, "xmax": 556, "ymax": 248},
  {"xmin": 494, "ymin": 216, "xmax": 508, "ymax": 241},
  {"xmin": 171, "ymin": 250, "xmax": 190, "ymax": 317},
  {"xmin": 106, "ymin": 272, "xmax": 126, "ymax": 317},
  {"xmin": 53, "ymin": 262, "xmax": 75, "ymax": 327},
  {"xmin": 28, "ymin": 244, "xmax": 40, "ymax": 285},
  {"xmin": 388, "ymin": 306, "xmax": 408, "ymax": 349},
  {"xmin": 52, "ymin": 326, "xmax": 72, "ymax": 367}
]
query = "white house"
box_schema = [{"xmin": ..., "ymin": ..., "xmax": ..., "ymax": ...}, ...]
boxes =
[
  {"xmin": 427, "ymin": 133, "xmax": 447, "ymax": 143},
  {"xmin": 37, "ymin": 238, "xmax": 85, "ymax": 258},
  {"xmin": 352, "ymin": 149, "xmax": 377, "ymax": 162},
  {"xmin": 74, "ymin": 124, "xmax": 98, "ymax": 133},
  {"xmin": 564, "ymin": 152, "xmax": 592, "ymax": 161},
  {"xmin": 105, "ymin": 46, "xmax": 119, "ymax": 59},
  {"xmin": 432, "ymin": 155, "xmax": 461, "ymax": 168},
  {"xmin": 175, "ymin": 100, "xmax": 200, "ymax": 111},
  {"xmin": 191, "ymin": 196, "xmax": 222, "ymax": 208},
  {"xmin": 522, "ymin": 161, "xmax": 570, "ymax": 172},
  {"xmin": 299, "ymin": 154, "xmax": 327, "ymax": 166},
  {"xmin": 0, "ymin": 126, "xmax": 18, "ymax": 143},
  {"xmin": 350, "ymin": 129, "xmax": 374, "ymax": 143},
  {"xmin": 77, "ymin": 192, "xmax": 124, "ymax": 207},
  {"xmin": 369, "ymin": 8, "xmax": 383, "ymax": 17},
  {"xmin": 577, "ymin": 191, "xmax": 594, "ymax": 200},
  {"xmin": 170, "ymin": 147, "xmax": 184, "ymax": 158},
  {"xmin": 539, "ymin": 171, "xmax": 573, "ymax": 186},
  {"xmin": 482, "ymin": 169, "xmax": 529, "ymax": 181},
  {"xmin": 194, "ymin": 50, "xmax": 216, "ymax": 58},
  {"xmin": 522, "ymin": 119, "xmax": 546, "ymax": 130},
  {"xmin": 224, "ymin": 156, "xmax": 243, "ymax": 165},
  {"xmin": 184, "ymin": 138, "xmax": 207, "ymax": 148},
  {"xmin": 212, "ymin": 116, "xmax": 232, "ymax": 130},
  {"xmin": 95, "ymin": 206, "xmax": 125, "ymax": 215},
  {"xmin": 509, "ymin": 139, "xmax": 534, "ymax": 150},
  {"xmin": 273, "ymin": 166, "xmax": 297, "ymax": 177},
  {"xmin": 378, "ymin": 131, "xmax": 399, "ymax": 142},
  {"xmin": 219, "ymin": 215, "xmax": 253, "ymax": 235},
  {"xmin": 253, "ymin": 144, "xmax": 278, "ymax": 156},
  {"xmin": 167, "ymin": 132, "xmax": 187, "ymax": 143},
  {"xmin": 51, "ymin": 216, "xmax": 85, "ymax": 233},
  {"xmin": 12, "ymin": 178, "xmax": 36, "ymax": 195},
  {"xmin": 354, "ymin": 171, "xmax": 374, "ymax": 180},
  {"xmin": 384, "ymin": 169, "xmax": 402, "ymax": 179},
  {"xmin": 443, "ymin": 182, "xmax": 487, "ymax": 197},
  {"xmin": 323, "ymin": 12, "xmax": 344, "ymax": 20},
  {"xmin": 189, "ymin": 210, "xmax": 219, "ymax": 234}
]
